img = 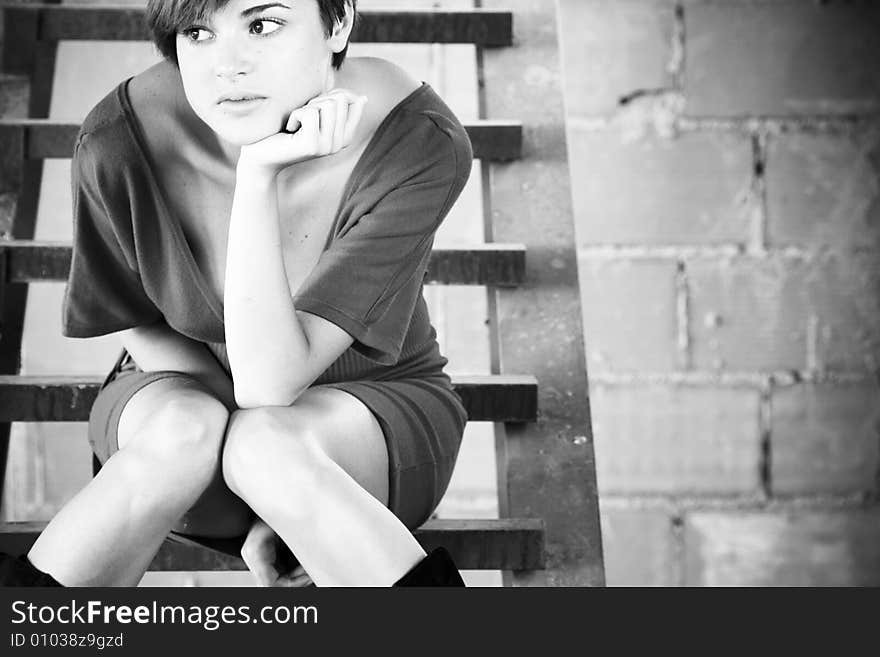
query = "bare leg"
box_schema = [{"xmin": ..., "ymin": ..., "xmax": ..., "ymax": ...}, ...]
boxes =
[
  {"xmin": 28, "ymin": 385, "xmax": 236, "ymax": 586},
  {"xmin": 29, "ymin": 446, "xmax": 212, "ymax": 586},
  {"xmin": 222, "ymin": 392, "xmax": 427, "ymax": 587}
]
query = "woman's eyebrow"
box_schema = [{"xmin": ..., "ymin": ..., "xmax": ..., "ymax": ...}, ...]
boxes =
[{"xmin": 241, "ymin": 3, "xmax": 291, "ymax": 18}]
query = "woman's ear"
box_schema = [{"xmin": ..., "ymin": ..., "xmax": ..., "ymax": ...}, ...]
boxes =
[{"xmin": 327, "ymin": 2, "xmax": 355, "ymax": 54}]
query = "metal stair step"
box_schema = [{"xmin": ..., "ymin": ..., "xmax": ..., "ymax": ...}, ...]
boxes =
[
  {"xmin": 0, "ymin": 119, "xmax": 523, "ymax": 162},
  {"xmin": 0, "ymin": 374, "xmax": 539, "ymax": 422},
  {"xmin": 1, "ymin": 5, "xmax": 513, "ymax": 47},
  {"xmin": 0, "ymin": 518, "xmax": 545, "ymax": 571},
  {"xmin": 0, "ymin": 240, "xmax": 526, "ymax": 287}
]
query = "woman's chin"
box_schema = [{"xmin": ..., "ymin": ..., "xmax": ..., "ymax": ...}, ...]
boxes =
[
  {"xmin": 210, "ymin": 119, "xmax": 282, "ymax": 147},
  {"xmin": 216, "ymin": 128, "xmax": 278, "ymax": 147}
]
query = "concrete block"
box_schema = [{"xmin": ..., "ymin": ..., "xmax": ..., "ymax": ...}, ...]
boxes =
[
  {"xmin": 569, "ymin": 128, "xmax": 753, "ymax": 245},
  {"xmin": 685, "ymin": 3, "xmax": 880, "ymax": 116},
  {"xmin": 600, "ymin": 506, "xmax": 678, "ymax": 586},
  {"xmin": 781, "ymin": 253, "xmax": 880, "ymax": 373},
  {"xmin": 578, "ymin": 257, "xmax": 678, "ymax": 372},
  {"xmin": 559, "ymin": 0, "xmax": 675, "ymax": 117},
  {"xmin": 687, "ymin": 253, "xmax": 880, "ymax": 372},
  {"xmin": 688, "ymin": 257, "xmax": 807, "ymax": 371},
  {"xmin": 685, "ymin": 508, "xmax": 880, "ymax": 586},
  {"xmin": 766, "ymin": 129, "xmax": 880, "ymax": 251},
  {"xmin": 592, "ymin": 383, "xmax": 761, "ymax": 495},
  {"xmin": 771, "ymin": 383, "xmax": 880, "ymax": 495}
]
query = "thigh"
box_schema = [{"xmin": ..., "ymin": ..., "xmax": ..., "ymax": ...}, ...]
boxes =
[
  {"xmin": 309, "ymin": 379, "xmax": 467, "ymax": 529},
  {"xmin": 290, "ymin": 386, "xmax": 390, "ymax": 504},
  {"xmin": 232, "ymin": 386, "xmax": 390, "ymax": 505}
]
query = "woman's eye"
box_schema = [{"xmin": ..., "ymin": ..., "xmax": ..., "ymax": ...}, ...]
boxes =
[
  {"xmin": 250, "ymin": 19, "xmax": 282, "ymax": 36},
  {"xmin": 183, "ymin": 27, "xmax": 211, "ymax": 42}
]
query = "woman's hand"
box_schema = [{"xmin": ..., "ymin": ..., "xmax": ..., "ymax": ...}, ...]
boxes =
[
  {"xmin": 240, "ymin": 517, "xmax": 313, "ymax": 587},
  {"xmin": 237, "ymin": 89, "xmax": 368, "ymax": 179}
]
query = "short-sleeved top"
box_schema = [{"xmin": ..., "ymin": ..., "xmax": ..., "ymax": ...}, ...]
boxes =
[{"xmin": 62, "ymin": 79, "xmax": 473, "ymax": 384}]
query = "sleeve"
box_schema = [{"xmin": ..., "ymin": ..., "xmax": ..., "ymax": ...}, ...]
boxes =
[
  {"xmin": 61, "ymin": 132, "xmax": 164, "ymax": 338},
  {"xmin": 293, "ymin": 114, "xmax": 473, "ymax": 365}
]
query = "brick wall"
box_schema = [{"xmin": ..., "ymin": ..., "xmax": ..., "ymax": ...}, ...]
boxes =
[{"xmin": 559, "ymin": 0, "xmax": 880, "ymax": 585}]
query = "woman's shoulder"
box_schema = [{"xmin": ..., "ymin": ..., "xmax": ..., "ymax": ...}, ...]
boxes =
[
  {"xmin": 124, "ymin": 59, "xmax": 182, "ymax": 112},
  {"xmin": 78, "ymin": 81, "xmax": 131, "ymax": 149},
  {"xmin": 342, "ymin": 58, "xmax": 420, "ymax": 138},
  {"xmin": 345, "ymin": 57, "xmax": 457, "ymax": 127},
  {"xmin": 77, "ymin": 63, "xmax": 178, "ymax": 163},
  {"xmin": 79, "ymin": 61, "xmax": 185, "ymax": 154},
  {"xmin": 344, "ymin": 58, "xmax": 473, "ymax": 171},
  {"xmin": 344, "ymin": 58, "xmax": 419, "ymax": 105},
  {"xmin": 74, "ymin": 86, "xmax": 146, "ymax": 193}
]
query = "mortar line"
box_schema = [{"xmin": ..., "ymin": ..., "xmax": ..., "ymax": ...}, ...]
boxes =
[
  {"xmin": 576, "ymin": 245, "xmax": 819, "ymax": 259},
  {"xmin": 805, "ymin": 314, "xmax": 820, "ymax": 375},
  {"xmin": 669, "ymin": 2, "xmax": 686, "ymax": 90},
  {"xmin": 598, "ymin": 492, "xmax": 876, "ymax": 512},
  {"xmin": 867, "ymin": 354, "xmax": 880, "ymax": 494},
  {"xmin": 675, "ymin": 260, "xmax": 691, "ymax": 370},
  {"xmin": 567, "ymin": 115, "xmax": 874, "ymax": 134},
  {"xmin": 590, "ymin": 370, "xmax": 874, "ymax": 386},
  {"xmin": 748, "ymin": 130, "xmax": 768, "ymax": 256},
  {"xmin": 670, "ymin": 511, "xmax": 687, "ymax": 587},
  {"xmin": 758, "ymin": 377, "xmax": 773, "ymax": 499}
]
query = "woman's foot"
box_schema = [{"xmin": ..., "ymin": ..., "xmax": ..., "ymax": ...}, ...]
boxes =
[
  {"xmin": 393, "ymin": 547, "xmax": 465, "ymax": 586},
  {"xmin": 0, "ymin": 552, "xmax": 64, "ymax": 587}
]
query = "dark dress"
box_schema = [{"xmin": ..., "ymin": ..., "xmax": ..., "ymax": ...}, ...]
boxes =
[{"xmin": 62, "ymin": 77, "xmax": 472, "ymax": 553}]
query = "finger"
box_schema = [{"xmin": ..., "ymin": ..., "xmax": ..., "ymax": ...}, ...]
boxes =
[
  {"xmin": 241, "ymin": 530, "xmax": 279, "ymax": 587},
  {"xmin": 292, "ymin": 105, "xmax": 320, "ymax": 153},
  {"xmin": 275, "ymin": 562, "xmax": 310, "ymax": 586},
  {"xmin": 318, "ymin": 88, "xmax": 362, "ymax": 105},
  {"xmin": 276, "ymin": 572, "xmax": 313, "ymax": 587},
  {"xmin": 287, "ymin": 103, "xmax": 318, "ymax": 135},
  {"xmin": 304, "ymin": 96, "xmax": 334, "ymax": 155},
  {"xmin": 342, "ymin": 96, "xmax": 368, "ymax": 147},
  {"xmin": 307, "ymin": 91, "xmax": 363, "ymax": 150},
  {"xmin": 241, "ymin": 542, "xmax": 276, "ymax": 582},
  {"xmin": 311, "ymin": 100, "xmax": 335, "ymax": 154},
  {"xmin": 246, "ymin": 517, "xmax": 275, "ymax": 539},
  {"xmin": 332, "ymin": 95, "xmax": 349, "ymax": 152},
  {"xmin": 285, "ymin": 109, "xmax": 302, "ymax": 134},
  {"xmin": 242, "ymin": 551, "xmax": 279, "ymax": 587}
]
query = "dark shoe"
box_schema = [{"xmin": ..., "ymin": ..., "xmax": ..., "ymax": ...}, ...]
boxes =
[
  {"xmin": 0, "ymin": 553, "xmax": 64, "ymax": 587},
  {"xmin": 394, "ymin": 547, "xmax": 465, "ymax": 586}
]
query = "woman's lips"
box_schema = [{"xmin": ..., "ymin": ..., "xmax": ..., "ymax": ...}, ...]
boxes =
[{"xmin": 216, "ymin": 97, "xmax": 267, "ymax": 115}]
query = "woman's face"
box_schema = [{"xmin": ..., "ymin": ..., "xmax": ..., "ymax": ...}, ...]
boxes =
[{"xmin": 176, "ymin": 0, "xmax": 350, "ymax": 146}]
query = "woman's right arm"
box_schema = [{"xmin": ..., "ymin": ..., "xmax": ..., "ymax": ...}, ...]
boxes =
[{"xmin": 116, "ymin": 322, "xmax": 237, "ymax": 412}]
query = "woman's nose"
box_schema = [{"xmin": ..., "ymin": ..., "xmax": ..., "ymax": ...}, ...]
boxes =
[{"xmin": 214, "ymin": 38, "xmax": 254, "ymax": 79}]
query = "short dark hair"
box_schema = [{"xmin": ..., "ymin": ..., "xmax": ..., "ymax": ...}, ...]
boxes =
[{"xmin": 146, "ymin": 0, "xmax": 357, "ymax": 70}]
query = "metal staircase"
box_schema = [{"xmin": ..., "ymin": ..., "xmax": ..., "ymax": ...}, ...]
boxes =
[{"xmin": 0, "ymin": 1, "xmax": 603, "ymax": 586}]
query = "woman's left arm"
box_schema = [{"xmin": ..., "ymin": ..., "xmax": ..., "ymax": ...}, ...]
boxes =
[{"xmin": 224, "ymin": 90, "xmax": 367, "ymax": 409}]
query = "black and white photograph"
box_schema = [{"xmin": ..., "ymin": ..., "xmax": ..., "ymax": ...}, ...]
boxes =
[{"xmin": 0, "ymin": 0, "xmax": 877, "ymax": 604}]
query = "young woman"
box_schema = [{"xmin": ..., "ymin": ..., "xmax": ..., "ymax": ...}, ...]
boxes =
[{"xmin": 0, "ymin": 0, "xmax": 471, "ymax": 587}]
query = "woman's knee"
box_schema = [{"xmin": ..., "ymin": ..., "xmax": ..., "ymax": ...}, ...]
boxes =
[
  {"xmin": 118, "ymin": 382, "xmax": 230, "ymax": 475},
  {"xmin": 221, "ymin": 406, "xmax": 332, "ymax": 506}
]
